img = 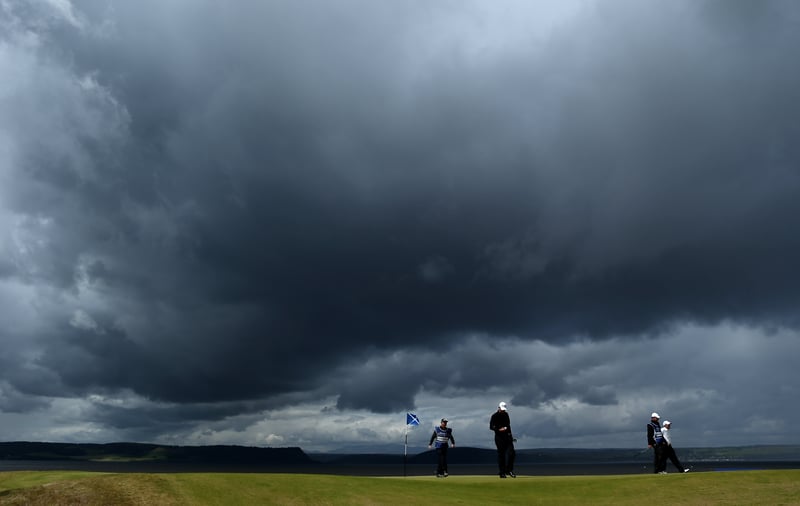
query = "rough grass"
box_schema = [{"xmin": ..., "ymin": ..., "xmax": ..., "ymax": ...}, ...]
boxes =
[{"xmin": 1, "ymin": 470, "xmax": 799, "ymax": 505}]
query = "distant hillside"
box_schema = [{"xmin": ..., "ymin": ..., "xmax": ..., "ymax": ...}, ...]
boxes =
[
  {"xmin": 3, "ymin": 442, "xmax": 798, "ymax": 467},
  {"xmin": 0, "ymin": 442, "xmax": 313, "ymax": 466}
]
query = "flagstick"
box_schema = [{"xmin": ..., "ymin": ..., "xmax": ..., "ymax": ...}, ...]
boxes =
[
  {"xmin": 404, "ymin": 426, "xmax": 408, "ymax": 478},
  {"xmin": 403, "ymin": 412, "xmax": 419, "ymax": 477}
]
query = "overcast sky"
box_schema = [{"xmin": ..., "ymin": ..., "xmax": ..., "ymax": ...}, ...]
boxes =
[{"xmin": 2, "ymin": 0, "xmax": 800, "ymax": 453}]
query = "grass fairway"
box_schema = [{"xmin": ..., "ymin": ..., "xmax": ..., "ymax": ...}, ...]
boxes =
[{"xmin": 1, "ymin": 470, "xmax": 799, "ymax": 505}]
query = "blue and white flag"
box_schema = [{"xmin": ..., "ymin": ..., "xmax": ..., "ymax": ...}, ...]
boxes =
[{"xmin": 406, "ymin": 412, "xmax": 420, "ymax": 427}]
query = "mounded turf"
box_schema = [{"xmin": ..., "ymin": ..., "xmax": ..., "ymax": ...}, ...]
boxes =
[{"xmin": 1, "ymin": 470, "xmax": 799, "ymax": 505}]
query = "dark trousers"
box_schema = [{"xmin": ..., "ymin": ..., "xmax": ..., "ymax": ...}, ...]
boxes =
[
  {"xmin": 495, "ymin": 435, "xmax": 516, "ymax": 475},
  {"xmin": 436, "ymin": 446, "xmax": 449, "ymax": 474},
  {"xmin": 653, "ymin": 443, "xmax": 668, "ymax": 473},
  {"xmin": 665, "ymin": 445, "xmax": 684, "ymax": 471}
]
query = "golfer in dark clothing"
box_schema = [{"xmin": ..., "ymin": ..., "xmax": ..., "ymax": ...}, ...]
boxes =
[
  {"xmin": 429, "ymin": 418, "xmax": 455, "ymax": 477},
  {"xmin": 647, "ymin": 412, "xmax": 668, "ymax": 474},
  {"xmin": 662, "ymin": 420, "xmax": 689, "ymax": 473},
  {"xmin": 489, "ymin": 402, "xmax": 516, "ymax": 478}
]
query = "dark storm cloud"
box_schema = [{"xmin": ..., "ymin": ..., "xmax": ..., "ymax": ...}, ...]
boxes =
[
  {"xmin": 0, "ymin": 381, "xmax": 50, "ymax": 413},
  {"xmin": 2, "ymin": 0, "xmax": 800, "ymax": 433}
]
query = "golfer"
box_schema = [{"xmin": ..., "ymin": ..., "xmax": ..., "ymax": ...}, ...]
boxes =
[
  {"xmin": 490, "ymin": 402, "xmax": 516, "ymax": 478},
  {"xmin": 662, "ymin": 420, "xmax": 689, "ymax": 473},
  {"xmin": 429, "ymin": 418, "xmax": 455, "ymax": 477}
]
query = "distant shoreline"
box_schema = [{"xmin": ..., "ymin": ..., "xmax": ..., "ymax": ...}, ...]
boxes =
[
  {"xmin": 3, "ymin": 460, "xmax": 799, "ymax": 477},
  {"xmin": 2, "ymin": 442, "xmax": 798, "ymax": 476}
]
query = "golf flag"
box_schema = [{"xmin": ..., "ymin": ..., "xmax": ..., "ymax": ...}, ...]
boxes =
[{"xmin": 403, "ymin": 413, "xmax": 420, "ymax": 477}]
